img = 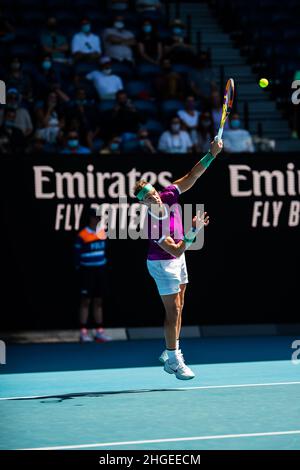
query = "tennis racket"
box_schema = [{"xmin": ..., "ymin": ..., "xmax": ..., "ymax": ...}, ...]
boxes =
[{"xmin": 215, "ymin": 78, "xmax": 235, "ymax": 142}]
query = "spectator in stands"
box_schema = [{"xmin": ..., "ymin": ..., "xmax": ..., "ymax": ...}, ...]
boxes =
[
  {"xmin": 33, "ymin": 55, "xmax": 62, "ymax": 99},
  {"xmin": 75, "ymin": 207, "xmax": 111, "ymax": 342},
  {"xmin": 100, "ymin": 136, "xmax": 122, "ymax": 154},
  {"xmin": 211, "ymin": 90, "xmax": 229, "ymax": 134},
  {"xmin": 137, "ymin": 128, "xmax": 156, "ymax": 153},
  {"xmin": 102, "ymin": 16, "xmax": 136, "ymax": 63},
  {"xmin": 40, "ymin": 17, "xmax": 69, "ymax": 63},
  {"xmin": 64, "ymin": 115, "xmax": 91, "ymax": 151},
  {"xmin": 177, "ymin": 95, "xmax": 200, "ymax": 145},
  {"xmin": 188, "ymin": 51, "xmax": 217, "ymax": 107},
  {"xmin": 5, "ymin": 58, "xmax": 33, "ymax": 101},
  {"xmin": 158, "ymin": 116, "xmax": 193, "ymax": 154},
  {"xmin": 86, "ymin": 56, "xmax": 123, "ymax": 100},
  {"xmin": 0, "ymin": 108, "xmax": 26, "ymax": 154},
  {"xmin": 136, "ymin": 0, "xmax": 162, "ymax": 13},
  {"xmin": 164, "ymin": 19, "xmax": 196, "ymax": 65},
  {"xmin": 0, "ymin": 11, "xmax": 15, "ymax": 43},
  {"xmin": 223, "ymin": 113, "xmax": 255, "ymax": 153},
  {"xmin": 71, "ymin": 19, "xmax": 102, "ymax": 63},
  {"xmin": 195, "ymin": 111, "xmax": 214, "ymax": 153},
  {"xmin": 66, "ymin": 88, "xmax": 98, "ymax": 146},
  {"xmin": 0, "ymin": 88, "xmax": 33, "ymax": 137},
  {"xmin": 35, "ymin": 91, "xmax": 66, "ymax": 144},
  {"xmin": 26, "ymin": 136, "xmax": 49, "ymax": 155},
  {"xmin": 137, "ymin": 19, "xmax": 163, "ymax": 65},
  {"xmin": 60, "ymin": 129, "xmax": 91, "ymax": 154},
  {"xmin": 154, "ymin": 58, "xmax": 186, "ymax": 99},
  {"xmin": 110, "ymin": 90, "xmax": 143, "ymax": 138}
]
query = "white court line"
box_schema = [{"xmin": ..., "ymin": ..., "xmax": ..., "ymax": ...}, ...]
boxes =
[
  {"xmin": 1, "ymin": 381, "xmax": 300, "ymax": 401},
  {"xmin": 21, "ymin": 430, "xmax": 300, "ymax": 450}
]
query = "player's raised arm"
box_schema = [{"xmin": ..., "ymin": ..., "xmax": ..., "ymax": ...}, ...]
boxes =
[
  {"xmin": 173, "ymin": 140, "xmax": 223, "ymax": 194},
  {"xmin": 158, "ymin": 211, "xmax": 210, "ymax": 258}
]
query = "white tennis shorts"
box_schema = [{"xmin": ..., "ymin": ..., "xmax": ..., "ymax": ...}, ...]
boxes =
[{"xmin": 147, "ymin": 254, "xmax": 189, "ymax": 296}]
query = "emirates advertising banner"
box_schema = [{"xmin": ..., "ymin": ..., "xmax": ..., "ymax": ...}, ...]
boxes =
[
  {"xmin": 29, "ymin": 156, "xmax": 300, "ymax": 231},
  {"xmin": 1, "ymin": 154, "xmax": 299, "ymax": 328}
]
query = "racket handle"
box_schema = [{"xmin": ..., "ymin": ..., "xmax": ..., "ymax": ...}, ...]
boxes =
[{"xmin": 215, "ymin": 128, "xmax": 224, "ymax": 142}]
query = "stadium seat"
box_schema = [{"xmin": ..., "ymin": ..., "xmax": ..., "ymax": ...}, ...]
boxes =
[
  {"xmin": 15, "ymin": 27, "xmax": 38, "ymax": 42},
  {"xmin": 136, "ymin": 63, "xmax": 161, "ymax": 79},
  {"xmin": 16, "ymin": 0, "xmax": 41, "ymax": 7},
  {"xmin": 133, "ymin": 100, "xmax": 158, "ymax": 119},
  {"xmin": 22, "ymin": 11, "xmax": 46, "ymax": 26},
  {"xmin": 160, "ymin": 100, "xmax": 183, "ymax": 121},
  {"xmin": 172, "ymin": 64, "xmax": 194, "ymax": 75},
  {"xmin": 74, "ymin": 0, "xmax": 100, "ymax": 9},
  {"xmin": 122, "ymin": 139, "xmax": 140, "ymax": 154},
  {"xmin": 55, "ymin": 11, "xmax": 78, "ymax": 27},
  {"xmin": 111, "ymin": 62, "xmax": 134, "ymax": 81},
  {"xmin": 45, "ymin": 0, "xmax": 72, "ymax": 9},
  {"xmin": 74, "ymin": 62, "xmax": 97, "ymax": 76},
  {"xmin": 98, "ymin": 101, "xmax": 115, "ymax": 113},
  {"xmin": 126, "ymin": 80, "xmax": 152, "ymax": 98},
  {"xmin": 10, "ymin": 44, "xmax": 36, "ymax": 61},
  {"xmin": 144, "ymin": 119, "xmax": 164, "ymax": 137}
]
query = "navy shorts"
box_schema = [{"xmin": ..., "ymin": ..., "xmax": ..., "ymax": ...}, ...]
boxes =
[{"xmin": 79, "ymin": 266, "xmax": 107, "ymax": 298}]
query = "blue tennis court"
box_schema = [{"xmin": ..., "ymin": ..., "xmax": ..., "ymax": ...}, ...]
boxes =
[{"xmin": 1, "ymin": 336, "xmax": 299, "ymax": 450}]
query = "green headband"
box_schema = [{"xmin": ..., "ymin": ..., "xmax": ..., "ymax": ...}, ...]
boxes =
[{"xmin": 136, "ymin": 183, "xmax": 154, "ymax": 201}]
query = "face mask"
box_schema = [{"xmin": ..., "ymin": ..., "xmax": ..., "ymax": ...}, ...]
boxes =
[
  {"xmin": 110, "ymin": 142, "xmax": 120, "ymax": 151},
  {"xmin": 231, "ymin": 119, "xmax": 240, "ymax": 129},
  {"xmin": 173, "ymin": 27, "xmax": 184, "ymax": 36},
  {"xmin": 187, "ymin": 102, "xmax": 194, "ymax": 110},
  {"xmin": 139, "ymin": 136, "xmax": 148, "ymax": 146},
  {"xmin": 68, "ymin": 139, "xmax": 79, "ymax": 148},
  {"xmin": 171, "ymin": 123, "xmax": 180, "ymax": 133},
  {"xmin": 143, "ymin": 25, "xmax": 152, "ymax": 33},
  {"xmin": 114, "ymin": 21, "xmax": 124, "ymax": 30},
  {"xmin": 82, "ymin": 24, "xmax": 91, "ymax": 33},
  {"xmin": 48, "ymin": 23, "xmax": 57, "ymax": 30},
  {"xmin": 102, "ymin": 68, "xmax": 112, "ymax": 75},
  {"xmin": 4, "ymin": 120, "xmax": 15, "ymax": 128},
  {"xmin": 201, "ymin": 120, "xmax": 211, "ymax": 128},
  {"xmin": 42, "ymin": 60, "xmax": 52, "ymax": 70}
]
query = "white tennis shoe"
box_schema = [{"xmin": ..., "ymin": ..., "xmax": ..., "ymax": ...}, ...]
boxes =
[
  {"xmin": 159, "ymin": 350, "xmax": 168, "ymax": 363},
  {"xmin": 159, "ymin": 349, "xmax": 184, "ymax": 364},
  {"xmin": 164, "ymin": 353, "xmax": 195, "ymax": 380}
]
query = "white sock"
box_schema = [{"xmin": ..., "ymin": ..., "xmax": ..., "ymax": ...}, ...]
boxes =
[
  {"xmin": 176, "ymin": 339, "xmax": 180, "ymax": 350},
  {"xmin": 167, "ymin": 349, "xmax": 177, "ymax": 362}
]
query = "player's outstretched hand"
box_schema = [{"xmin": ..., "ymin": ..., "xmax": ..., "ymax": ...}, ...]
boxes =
[
  {"xmin": 192, "ymin": 211, "xmax": 210, "ymax": 230},
  {"xmin": 210, "ymin": 139, "xmax": 223, "ymax": 157}
]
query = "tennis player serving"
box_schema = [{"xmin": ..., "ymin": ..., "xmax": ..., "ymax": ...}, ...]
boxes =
[{"xmin": 134, "ymin": 139, "xmax": 223, "ymax": 380}]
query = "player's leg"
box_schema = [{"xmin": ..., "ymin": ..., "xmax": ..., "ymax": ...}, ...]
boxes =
[
  {"xmin": 92, "ymin": 267, "xmax": 112, "ymax": 342},
  {"xmin": 79, "ymin": 266, "xmax": 93, "ymax": 342},
  {"xmin": 159, "ymin": 283, "xmax": 186, "ymax": 363},
  {"xmin": 79, "ymin": 296, "xmax": 93, "ymax": 342},
  {"xmin": 161, "ymin": 291, "xmax": 195, "ymax": 380},
  {"xmin": 161, "ymin": 292, "xmax": 181, "ymax": 350},
  {"xmin": 177, "ymin": 283, "xmax": 187, "ymax": 345},
  {"xmin": 93, "ymin": 297, "xmax": 112, "ymax": 342}
]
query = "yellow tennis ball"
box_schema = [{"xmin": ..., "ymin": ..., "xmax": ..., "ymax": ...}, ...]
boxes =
[{"xmin": 259, "ymin": 78, "xmax": 269, "ymax": 88}]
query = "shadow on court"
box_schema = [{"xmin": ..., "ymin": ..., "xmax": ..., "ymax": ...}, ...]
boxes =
[{"xmin": 1, "ymin": 336, "xmax": 296, "ymax": 374}]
